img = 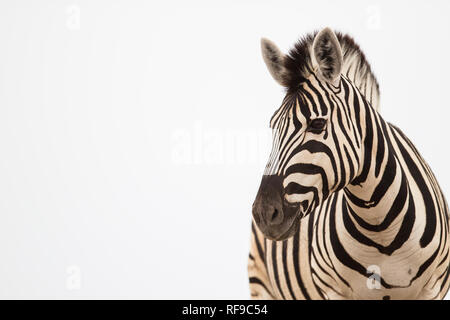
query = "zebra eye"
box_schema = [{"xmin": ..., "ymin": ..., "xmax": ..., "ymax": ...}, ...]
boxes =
[{"xmin": 308, "ymin": 118, "xmax": 327, "ymax": 131}]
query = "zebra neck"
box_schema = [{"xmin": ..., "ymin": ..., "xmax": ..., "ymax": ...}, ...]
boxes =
[
  {"xmin": 342, "ymin": 56, "xmax": 380, "ymax": 111},
  {"xmin": 339, "ymin": 162, "xmax": 413, "ymax": 253},
  {"xmin": 342, "ymin": 110, "xmax": 407, "ymax": 232}
]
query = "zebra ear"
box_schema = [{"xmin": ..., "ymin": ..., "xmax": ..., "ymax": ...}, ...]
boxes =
[
  {"xmin": 312, "ymin": 28, "xmax": 343, "ymax": 85},
  {"xmin": 261, "ymin": 38, "xmax": 288, "ymax": 86}
]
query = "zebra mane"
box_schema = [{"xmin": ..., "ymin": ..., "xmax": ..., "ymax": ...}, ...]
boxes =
[{"xmin": 284, "ymin": 31, "xmax": 380, "ymax": 110}]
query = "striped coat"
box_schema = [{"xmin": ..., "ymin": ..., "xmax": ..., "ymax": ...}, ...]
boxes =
[{"xmin": 249, "ymin": 28, "xmax": 450, "ymax": 300}]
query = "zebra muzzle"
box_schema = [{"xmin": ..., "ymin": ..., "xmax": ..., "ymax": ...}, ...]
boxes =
[{"xmin": 252, "ymin": 175, "xmax": 302, "ymax": 240}]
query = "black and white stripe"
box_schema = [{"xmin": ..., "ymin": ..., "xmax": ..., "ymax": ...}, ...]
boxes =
[{"xmin": 249, "ymin": 29, "xmax": 450, "ymax": 300}]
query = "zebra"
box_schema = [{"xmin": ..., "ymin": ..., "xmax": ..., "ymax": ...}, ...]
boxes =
[{"xmin": 248, "ymin": 28, "xmax": 450, "ymax": 300}]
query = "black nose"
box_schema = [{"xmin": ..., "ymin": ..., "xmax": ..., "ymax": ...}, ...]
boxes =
[{"xmin": 252, "ymin": 202, "xmax": 284, "ymax": 226}]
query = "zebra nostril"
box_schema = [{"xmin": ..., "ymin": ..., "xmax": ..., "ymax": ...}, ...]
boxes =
[
  {"xmin": 272, "ymin": 209, "xmax": 279, "ymax": 221},
  {"xmin": 268, "ymin": 207, "xmax": 283, "ymax": 225}
]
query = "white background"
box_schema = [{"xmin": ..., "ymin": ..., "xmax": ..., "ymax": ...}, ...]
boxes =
[{"xmin": 0, "ymin": 0, "xmax": 449, "ymax": 299}]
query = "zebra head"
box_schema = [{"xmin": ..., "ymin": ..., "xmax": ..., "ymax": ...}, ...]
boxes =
[{"xmin": 252, "ymin": 28, "xmax": 365, "ymax": 240}]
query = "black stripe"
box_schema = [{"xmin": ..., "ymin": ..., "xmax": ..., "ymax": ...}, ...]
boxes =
[
  {"xmin": 292, "ymin": 229, "xmax": 311, "ymax": 299},
  {"xmin": 282, "ymin": 240, "xmax": 297, "ymax": 299},
  {"xmin": 271, "ymin": 241, "xmax": 286, "ymax": 299},
  {"xmin": 251, "ymin": 222, "xmax": 265, "ymax": 265},
  {"xmin": 249, "ymin": 277, "xmax": 272, "ymax": 297},
  {"xmin": 392, "ymin": 127, "xmax": 437, "ymax": 248}
]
